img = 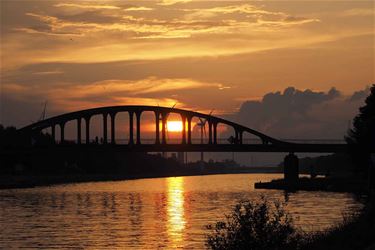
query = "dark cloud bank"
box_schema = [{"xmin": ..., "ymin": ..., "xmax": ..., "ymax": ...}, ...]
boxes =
[
  {"xmin": 235, "ymin": 86, "xmax": 370, "ymax": 139},
  {"xmin": 206, "ymin": 86, "xmax": 371, "ymax": 166}
]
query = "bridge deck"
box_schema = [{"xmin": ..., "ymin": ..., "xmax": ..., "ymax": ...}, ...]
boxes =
[{"xmin": 5, "ymin": 143, "xmax": 348, "ymax": 153}]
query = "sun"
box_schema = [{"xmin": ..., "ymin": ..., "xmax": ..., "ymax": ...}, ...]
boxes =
[{"xmin": 167, "ymin": 121, "xmax": 183, "ymax": 132}]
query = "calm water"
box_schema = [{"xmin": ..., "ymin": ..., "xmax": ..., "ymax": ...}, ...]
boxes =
[{"xmin": 0, "ymin": 174, "xmax": 363, "ymax": 249}]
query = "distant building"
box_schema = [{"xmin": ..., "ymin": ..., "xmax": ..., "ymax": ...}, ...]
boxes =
[
  {"xmin": 178, "ymin": 152, "xmax": 185, "ymax": 165},
  {"xmin": 171, "ymin": 153, "xmax": 177, "ymax": 159}
]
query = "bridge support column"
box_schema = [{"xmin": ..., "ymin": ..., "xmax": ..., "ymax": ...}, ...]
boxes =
[
  {"xmin": 239, "ymin": 131, "xmax": 243, "ymax": 144},
  {"xmin": 182, "ymin": 116, "xmax": 186, "ymax": 144},
  {"xmin": 235, "ymin": 129, "xmax": 239, "ymax": 144},
  {"xmin": 110, "ymin": 113, "xmax": 116, "ymax": 144},
  {"xmin": 284, "ymin": 152, "xmax": 299, "ymax": 186},
  {"xmin": 208, "ymin": 121, "xmax": 212, "ymax": 144},
  {"xmin": 103, "ymin": 113, "xmax": 108, "ymax": 144},
  {"xmin": 136, "ymin": 112, "xmax": 141, "ymax": 144},
  {"xmin": 187, "ymin": 116, "xmax": 192, "ymax": 144},
  {"xmin": 213, "ymin": 122, "xmax": 217, "ymax": 144},
  {"xmin": 77, "ymin": 118, "xmax": 81, "ymax": 144},
  {"xmin": 51, "ymin": 124, "xmax": 56, "ymax": 143},
  {"xmin": 161, "ymin": 112, "xmax": 167, "ymax": 144},
  {"xmin": 155, "ymin": 112, "xmax": 160, "ymax": 144},
  {"xmin": 60, "ymin": 122, "xmax": 65, "ymax": 144},
  {"xmin": 129, "ymin": 111, "xmax": 134, "ymax": 145},
  {"xmin": 85, "ymin": 116, "xmax": 90, "ymax": 144}
]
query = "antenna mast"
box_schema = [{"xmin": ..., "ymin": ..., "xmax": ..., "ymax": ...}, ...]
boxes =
[{"xmin": 38, "ymin": 101, "xmax": 47, "ymax": 121}]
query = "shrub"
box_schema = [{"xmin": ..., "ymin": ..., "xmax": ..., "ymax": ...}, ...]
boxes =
[{"xmin": 206, "ymin": 198, "xmax": 302, "ymax": 250}]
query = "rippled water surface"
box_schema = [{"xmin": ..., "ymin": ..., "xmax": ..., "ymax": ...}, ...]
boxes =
[{"xmin": 0, "ymin": 174, "xmax": 363, "ymax": 249}]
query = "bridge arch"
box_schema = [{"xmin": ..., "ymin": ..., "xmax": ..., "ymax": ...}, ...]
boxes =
[{"xmin": 18, "ymin": 105, "xmax": 286, "ymax": 147}]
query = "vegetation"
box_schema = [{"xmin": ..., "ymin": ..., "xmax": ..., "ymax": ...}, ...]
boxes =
[
  {"xmin": 206, "ymin": 198, "xmax": 375, "ymax": 250},
  {"xmin": 346, "ymin": 84, "xmax": 375, "ymax": 174},
  {"xmin": 302, "ymin": 199, "xmax": 375, "ymax": 250},
  {"xmin": 206, "ymin": 198, "xmax": 302, "ymax": 250}
]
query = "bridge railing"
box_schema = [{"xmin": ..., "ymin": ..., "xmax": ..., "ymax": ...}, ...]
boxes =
[
  {"xmin": 54, "ymin": 138, "xmax": 346, "ymax": 145},
  {"xmin": 281, "ymin": 139, "xmax": 346, "ymax": 144}
]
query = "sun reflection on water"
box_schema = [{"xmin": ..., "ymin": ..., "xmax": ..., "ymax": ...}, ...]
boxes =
[{"xmin": 167, "ymin": 177, "xmax": 186, "ymax": 247}]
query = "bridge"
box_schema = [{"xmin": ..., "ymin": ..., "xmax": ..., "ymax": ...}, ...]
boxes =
[{"xmin": 18, "ymin": 105, "xmax": 347, "ymax": 154}]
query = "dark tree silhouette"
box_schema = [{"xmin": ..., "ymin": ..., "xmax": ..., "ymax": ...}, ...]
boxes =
[
  {"xmin": 0, "ymin": 125, "xmax": 18, "ymax": 147},
  {"xmin": 346, "ymin": 85, "xmax": 375, "ymax": 175}
]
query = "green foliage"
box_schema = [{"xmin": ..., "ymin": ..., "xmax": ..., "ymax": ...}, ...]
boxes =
[
  {"xmin": 206, "ymin": 198, "xmax": 302, "ymax": 250},
  {"xmin": 346, "ymin": 85, "xmax": 375, "ymax": 172}
]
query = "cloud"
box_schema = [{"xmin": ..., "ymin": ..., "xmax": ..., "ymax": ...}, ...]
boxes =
[
  {"xmin": 340, "ymin": 8, "xmax": 375, "ymax": 17},
  {"xmin": 185, "ymin": 4, "xmax": 284, "ymax": 16},
  {"xmin": 348, "ymin": 86, "xmax": 371, "ymax": 102},
  {"xmin": 183, "ymin": 4, "xmax": 319, "ymax": 25},
  {"xmin": 7, "ymin": 1, "xmax": 372, "ymax": 71},
  {"xmin": 55, "ymin": 3, "xmax": 153, "ymax": 11},
  {"xmin": 236, "ymin": 86, "xmax": 368, "ymax": 139},
  {"xmin": 32, "ymin": 70, "xmax": 64, "ymax": 75},
  {"xmin": 158, "ymin": 0, "xmax": 192, "ymax": 6},
  {"xmin": 1, "ymin": 77, "xmax": 228, "ymax": 117},
  {"xmin": 20, "ymin": 12, "xmax": 229, "ymax": 38},
  {"xmin": 54, "ymin": 3, "xmax": 120, "ymax": 10},
  {"xmin": 19, "ymin": 2, "xmax": 319, "ymax": 40}
]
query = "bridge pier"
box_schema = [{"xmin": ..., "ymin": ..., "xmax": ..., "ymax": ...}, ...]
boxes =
[
  {"xmin": 110, "ymin": 113, "xmax": 116, "ymax": 144},
  {"xmin": 284, "ymin": 152, "xmax": 299, "ymax": 186},
  {"xmin": 85, "ymin": 116, "xmax": 91, "ymax": 144},
  {"xmin": 155, "ymin": 112, "xmax": 160, "ymax": 144},
  {"xmin": 129, "ymin": 111, "xmax": 134, "ymax": 145},
  {"xmin": 208, "ymin": 121, "xmax": 212, "ymax": 144},
  {"xmin": 161, "ymin": 112, "xmax": 167, "ymax": 144},
  {"xmin": 187, "ymin": 116, "xmax": 192, "ymax": 144},
  {"xmin": 103, "ymin": 113, "xmax": 108, "ymax": 144},
  {"xmin": 60, "ymin": 122, "xmax": 65, "ymax": 144},
  {"xmin": 213, "ymin": 122, "xmax": 217, "ymax": 144},
  {"xmin": 136, "ymin": 112, "xmax": 141, "ymax": 144},
  {"xmin": 235, "ymin": 129, "xmax": 239, "ymax": 144},
  {"xmin": 51, "ymin": 125, "xmax": 55, "ymax": 143},
  {"xmin": 182, "ymin": 116, "xmax": 186, "ymax": 144},
  {"xmin": 77, "ymin": 118, "xmax": 81, "ymax": 144}
]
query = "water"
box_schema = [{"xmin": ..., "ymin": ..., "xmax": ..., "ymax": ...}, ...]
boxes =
[{"xmin": 0, "ymin": 174, "xmax": 363, "ymax": 249}]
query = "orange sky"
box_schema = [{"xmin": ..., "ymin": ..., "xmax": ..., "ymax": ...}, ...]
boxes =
[{"xmin": 0, "ymin": 0, "xmax": 374, "ymax": 128}]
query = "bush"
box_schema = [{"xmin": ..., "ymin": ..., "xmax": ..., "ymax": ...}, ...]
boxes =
[{"xmin": 206, "ymin": 198, "xmax": 302, "ymax": 250}]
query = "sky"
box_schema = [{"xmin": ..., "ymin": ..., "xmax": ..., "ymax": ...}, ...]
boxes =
[{"xmin": 0, "ymin": 0, "xmax": 374, "ymax": 143}]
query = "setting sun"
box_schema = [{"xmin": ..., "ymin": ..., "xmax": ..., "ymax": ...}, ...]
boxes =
[{"xmin": 167, "ymin": 121, "xmax": 183, "ymax": 132}]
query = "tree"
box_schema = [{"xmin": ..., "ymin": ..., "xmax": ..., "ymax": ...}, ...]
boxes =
[{"xmin": 346, "ymin": 85, "xmax": 375, "ymax": 175}]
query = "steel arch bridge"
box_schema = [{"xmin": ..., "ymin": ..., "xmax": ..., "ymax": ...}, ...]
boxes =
[{"xmin": 18, "ymin": 105, "xmax": 347, "ymax": 153}]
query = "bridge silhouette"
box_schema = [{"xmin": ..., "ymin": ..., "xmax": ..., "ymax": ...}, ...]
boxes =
[{"xmin": 19, "ymin": 105, "xmax": 347, "ymax": 153}]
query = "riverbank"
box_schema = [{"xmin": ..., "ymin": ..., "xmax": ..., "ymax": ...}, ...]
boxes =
[
  {"xmin": 302, "ymin": 198, "xmax": 375, "ymax": 250},
  {"xmin": 0, "ymin": 169, "xmax": 280, "ymax": 189},
  {"xmin": 254, "ymin": 176, "xmax": 368, "ymax": 193}
]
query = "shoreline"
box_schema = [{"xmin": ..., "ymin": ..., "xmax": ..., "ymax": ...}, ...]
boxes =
[
  {"xmin": 254, "ymin": 176, "xmax": 368, "ymax": 194},
  {"xmin": 0, "ymin": 170, "xmax": 281, "ymax": 190}
]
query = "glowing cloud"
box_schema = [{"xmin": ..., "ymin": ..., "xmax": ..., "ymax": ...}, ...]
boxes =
[{"xmin": 54, "ymin": 3, "xmax": 121, "ymax": 10}]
